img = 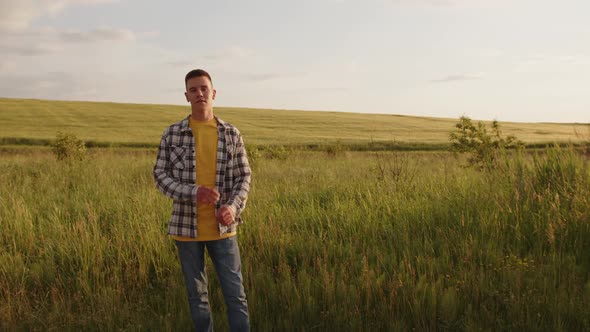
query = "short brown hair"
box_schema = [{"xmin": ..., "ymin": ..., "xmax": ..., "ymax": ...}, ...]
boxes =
[{"xmin": 185, "ymin": 69, "xmax": 213, "ymax": 88}]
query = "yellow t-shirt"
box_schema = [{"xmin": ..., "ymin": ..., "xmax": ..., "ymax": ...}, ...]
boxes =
[{"xmin": 172, "ymin": 116, "xmax": 235, "ymax": 241}]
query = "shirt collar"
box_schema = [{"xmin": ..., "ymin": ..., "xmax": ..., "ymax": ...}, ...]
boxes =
[{"xmin": 180, "ymin": 114, "xmax": 230, "ymax": 132}]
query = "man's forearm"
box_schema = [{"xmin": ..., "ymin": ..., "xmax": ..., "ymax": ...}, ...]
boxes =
[{"xmin": 154, "ymin": 169, "xmax": 198, "ymax": 202}]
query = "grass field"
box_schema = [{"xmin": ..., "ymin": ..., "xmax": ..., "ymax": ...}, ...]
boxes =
[
  {"xmin": 1, "ymin": 97, "xmax": 589, "ymax": 330},
  {"xmin": 1, "ymin": 97, "xmax": 588, "ymax": 147},
  {"xmin": 0, "ymin": 146, "xmax": 589, "ymax": 330}
]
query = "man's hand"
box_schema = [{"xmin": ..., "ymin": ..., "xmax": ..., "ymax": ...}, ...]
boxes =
[
  {"xmin": 197, "ymin": 186, "xmax": 220, "ymax": 205},
  {"xmin": 216, "ymin": 206, "xmax": 235, "ymax": 226}
]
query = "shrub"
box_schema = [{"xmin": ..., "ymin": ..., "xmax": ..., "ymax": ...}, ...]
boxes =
[
  {"xmin": 51, "ymin": 132, "xmax": 86, "ymax": 161},
  {"xmin": 449, "ymin": 116, "xmax": 523, "ymax": 170},
  {"xmin": 373, "ymin": 150, "xmax": 416, "ymax": 185}
]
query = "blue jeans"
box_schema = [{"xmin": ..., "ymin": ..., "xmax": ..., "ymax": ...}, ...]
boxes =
[{"xmin": 175, "ymin": 236, "xmax": 250, "ymax": 332}]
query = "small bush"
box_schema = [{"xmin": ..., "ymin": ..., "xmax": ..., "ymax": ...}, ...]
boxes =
[
  {"xmin": 449, "ymin": 116, "xmax": 523, "ymax": 170},
  {"xmin": 373, "ymin": 150, "xmax": 416, "ymax": 185},
  {"xmin": 51, "ymin": 132, "xmax": 86, "ymax": 161}
]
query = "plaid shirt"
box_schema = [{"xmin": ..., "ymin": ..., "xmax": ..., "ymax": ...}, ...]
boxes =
[{"xmin": 153, "ymin": 115, "xmax": 251, "ymax": 238}]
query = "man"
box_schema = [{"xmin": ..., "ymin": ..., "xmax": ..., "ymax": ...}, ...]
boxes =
[{"xmin": 153, "ymin": 69, "xmax": 251, "ymax": 331}]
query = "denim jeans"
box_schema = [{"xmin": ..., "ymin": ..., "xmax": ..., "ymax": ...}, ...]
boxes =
[{"xmin": 175, "ymin": 236, "xmax": 249, "ymax": 332}]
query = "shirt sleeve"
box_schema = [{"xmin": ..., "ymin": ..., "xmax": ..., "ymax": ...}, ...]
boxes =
[{"xmin": 225, "ymin": 131, "xmax": 251, "ymax": 217}]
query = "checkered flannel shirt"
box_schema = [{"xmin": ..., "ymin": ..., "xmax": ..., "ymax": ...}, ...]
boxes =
[{"xmin": 153, "ymin": 115, "xmax": 251, "ymax": 238}]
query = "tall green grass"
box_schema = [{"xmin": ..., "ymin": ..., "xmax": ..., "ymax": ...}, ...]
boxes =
[{"xmin": 0, "ymin": 147, "xmax": 589, "ymax": 330}]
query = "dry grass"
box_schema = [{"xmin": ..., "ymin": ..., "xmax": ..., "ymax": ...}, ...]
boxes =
[{"xmin": 1, "ymin": 97, "xmax": 587, "ymax": 146}]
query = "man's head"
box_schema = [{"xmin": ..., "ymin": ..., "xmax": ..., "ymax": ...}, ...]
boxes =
[{"xmin": 184, "ymin": 69, "xmax": 216, "ymax": 112}]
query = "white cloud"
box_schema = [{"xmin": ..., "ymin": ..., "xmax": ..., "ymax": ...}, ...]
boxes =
[
  {"xmin": 0, "ymin": 1, "xmax": 41, "ymax": 31},
  {"xmin": 0, "ymin": 0, "xmax": 127, "ymax": 59},
  {"xmin": 59, "ymin": 27, "xmax": 136, "ymax": 43},
  {"xmin": 0, "ymin": 27, "xmax": 136, "ymax": 57},
  {"xmin": 0, "ymin": 0, "xmax": 118, "ymax": 31},
  {"xmin": 0, "ymin": 70, "xmax": 118, "ymax": 101}
]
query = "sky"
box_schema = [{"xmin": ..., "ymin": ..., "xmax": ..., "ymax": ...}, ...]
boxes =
[{"xmin": 1, "ymin": 0, "xmax": 589, "ymax": 123}]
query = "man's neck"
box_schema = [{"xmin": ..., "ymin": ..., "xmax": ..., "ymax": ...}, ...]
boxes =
[{"xmin": 191, "ymin": 108, "xmax": 214, "ymax": 122}]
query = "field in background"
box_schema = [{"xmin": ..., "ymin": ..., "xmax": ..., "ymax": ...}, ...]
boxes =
[
  {"xmin": 1, "ymin": 97, "xmax": 589, "ymax": 330},
  {"xmin": 1, "ymin": 147, "xmax": 589, "ymax": 330},
  {"xmin": 1, "ymin": 97, "xmax": 588, "ymax": 148}
]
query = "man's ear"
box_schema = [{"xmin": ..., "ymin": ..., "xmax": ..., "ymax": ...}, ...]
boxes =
[
  {"xmin": 212, "ymin": 89, "xmax": 216, "ymax": 100},
  {"xmin": 185, "ymin": 92, "xmax": 189, "ymax": 102}
]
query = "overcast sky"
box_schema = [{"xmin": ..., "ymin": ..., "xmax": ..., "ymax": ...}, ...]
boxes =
[{"xmin": 1, "ymin": 0, "xmax": 589, "ymax": 123}]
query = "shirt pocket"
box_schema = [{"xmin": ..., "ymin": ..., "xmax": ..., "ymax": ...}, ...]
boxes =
[{"xmin": 170, "ymin": 146, "xmax": 187, "ymax": 170}]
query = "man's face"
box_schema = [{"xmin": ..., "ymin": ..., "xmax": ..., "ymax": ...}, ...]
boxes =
[{"xmin": 185, "ymin": 76, "xmax": 216, "ymax": 111}]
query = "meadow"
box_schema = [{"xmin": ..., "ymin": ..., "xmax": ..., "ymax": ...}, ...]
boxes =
[
  {"xmin": 1, "ymin": 145, "xmax": 589, "ymax": 331},
  {"xmin": 0, "ymin": 98, "xmax": 589, "ymax": 330},
  {"xmin": 1, "ymin": 97, "xmax": 588, "ymax": 147}
]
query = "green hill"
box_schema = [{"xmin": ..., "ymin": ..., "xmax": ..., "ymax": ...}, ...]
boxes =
[{"xmin": 0, "ymin": 98, "xmax": 587, "ymax": 148}]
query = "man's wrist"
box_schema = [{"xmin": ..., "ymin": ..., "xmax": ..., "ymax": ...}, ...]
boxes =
[{"xmin": 223, "ymin": 204, "xmax": 237, "ymax": 217}]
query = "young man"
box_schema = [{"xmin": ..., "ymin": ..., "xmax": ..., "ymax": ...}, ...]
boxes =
[{"xmin": 153, "ymin": 69, "xmax": 251, "ymax": 331}]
